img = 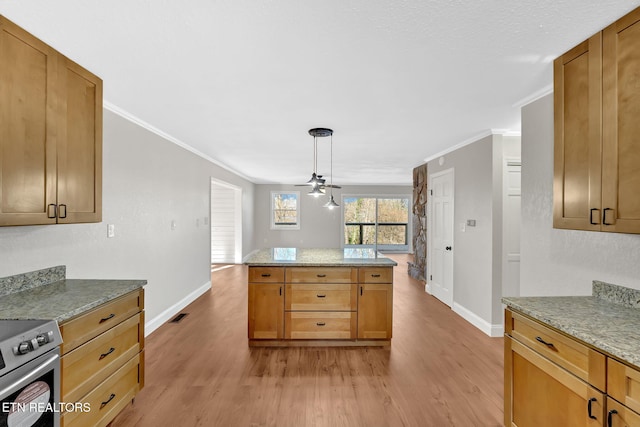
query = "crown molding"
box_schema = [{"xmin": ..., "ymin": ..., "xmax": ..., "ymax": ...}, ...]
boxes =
[{"xmin": 103, "ymin": 100, "xmax": 255, "ymax": 183}]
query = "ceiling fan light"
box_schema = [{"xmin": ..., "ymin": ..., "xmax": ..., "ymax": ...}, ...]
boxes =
[
  {"xmin": 324, "ymin": 195, "xmax": 340, "ymax": 208},
  {"xmin": 308, "ymin": 186, "xmax": 325, "ymax": 197}
]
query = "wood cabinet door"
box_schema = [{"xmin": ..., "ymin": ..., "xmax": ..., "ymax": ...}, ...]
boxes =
[
  {"xmin": 505, "ymin": 336, "xmax": 605, "ymax": 427},
  {"xmin": 357, "ymin": 283, "xmax": 392, "ymax": 339},
  {"xmin": 248, "ymin": 283, "xmax": 284, "ymax": 339},
  {"xmin": 0, "ymin": 16, "xmax": 58, "ymax": 226},
  {"xmin": 553, "ymin": 33, "xmax": 602, "ymax": 231},
  {"xmin": 602, "ymin": 8, "xmax": 640, "ymax": 234},
  {"xmin": 57, "ymin": 56, "xmax": 102, "ymax": 223},
  {"xmin": 606, "ymin": 398, "xmax": 640, "ymax": 427}
]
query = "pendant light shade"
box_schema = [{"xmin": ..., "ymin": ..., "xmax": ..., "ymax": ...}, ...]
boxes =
[{"xmin": 299, "ymin": 128, "xmax": 340, "ymax": 206}]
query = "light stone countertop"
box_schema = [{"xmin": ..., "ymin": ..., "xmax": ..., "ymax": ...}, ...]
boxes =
[
  {"xmin": 243, "ymin": 248, "xmax": 398, "ymax": 267},
  {"xmin": 0, "ymin": 279, "xmax": 146, "ymax": 323},
  {"xmin": 503, "ymin": 282, "xmax": 640, "ymax": 368}
]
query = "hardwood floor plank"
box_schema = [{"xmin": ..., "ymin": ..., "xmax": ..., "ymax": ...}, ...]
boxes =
[{"xmin": 112, "ymin": 254, "xmax": 503, "ymax": 426}]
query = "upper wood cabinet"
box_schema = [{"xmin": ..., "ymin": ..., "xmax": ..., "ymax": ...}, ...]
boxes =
[
  {"xmin": 0, "ymin": 15, "xmax": 102, "ymax": 226},
  {"xmin": 554, "ymin": 7, "xmax": 640, "ymax": 234}
]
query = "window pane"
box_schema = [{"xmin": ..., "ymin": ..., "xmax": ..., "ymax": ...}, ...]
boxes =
[
  {"xmin": 377, "ymin": 225, "xmax": 407, "ymax": 245},
  {"xmin": 362, "ymin": 225, "xmax": 376, "ymax": 244},
  {"xmin": 344, "ymin": 197, "xmax": 376, "ymax": 223},
  {"xmin": 344, "ymin": 225, "xmax": 361, "ymax": 244},
  {"xmin": 377, "ymin": 198, "xmax": 409, "ymax": 223},
  {"xmin": 272, "ymin": 192, "xmax": 300, "ymax": 229}
]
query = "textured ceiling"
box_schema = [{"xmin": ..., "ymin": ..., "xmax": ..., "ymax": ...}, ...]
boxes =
[{"xmin": 1, "ymin": 1, "xmax": 639, "ymax": 185}]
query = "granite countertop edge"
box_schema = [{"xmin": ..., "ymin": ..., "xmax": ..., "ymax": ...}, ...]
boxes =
[
  {"xmin": 502, "ymin": 292, "xmax": 640, "ymax": 369},
  {"xmin": 0, "ymin": 278, "xmax": 147, "ymax": 323},
  {"xmin": 244, "ymin": 248, "xmax": 398, "ymax": 267}
]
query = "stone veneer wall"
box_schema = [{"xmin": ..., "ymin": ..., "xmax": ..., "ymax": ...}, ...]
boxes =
[{"xmin": 408, "ymin": 163, "xmax": 427, "ymax": 281}]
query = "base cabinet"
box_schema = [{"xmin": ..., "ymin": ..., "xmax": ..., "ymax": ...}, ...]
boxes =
[
  {"xmin": 506, "ymin": 308, "xmax": 640, "ymax": 427},
  {"xmin": 60, "ymin": 290, "xmax": 144, "ymax": 427},
  {"xmin": 248, "ymin": 265, "xmax": 393, "ymax": 345}
]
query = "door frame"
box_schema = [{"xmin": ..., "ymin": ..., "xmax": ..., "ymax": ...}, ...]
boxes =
[{"xmin": 426, "ymin": 167, "xmax": 455, "ymax": 306}]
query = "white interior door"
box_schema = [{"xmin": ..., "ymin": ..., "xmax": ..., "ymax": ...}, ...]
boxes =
[
  {"xmin": 429, "ymin": 169, "xmax": 454, "ymax": 307},
  {"xmin": 503, "ymin": 159, "xmax": 521, "ymax": 297}
]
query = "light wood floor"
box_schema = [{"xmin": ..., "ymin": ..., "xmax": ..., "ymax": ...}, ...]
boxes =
[{"xmin": 112, "ymin": 254, "xmax": 504, "ymax": 426}]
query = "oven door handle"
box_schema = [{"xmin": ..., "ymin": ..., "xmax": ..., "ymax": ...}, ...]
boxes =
[{"xmin": 0, "ymin": 353, "xmax": 60, "ymax": 400}]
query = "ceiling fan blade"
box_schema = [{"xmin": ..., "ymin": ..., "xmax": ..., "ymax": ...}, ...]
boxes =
[{"xmin": 323, "ymin": 184, "xmax": 341, "ymax": 189}]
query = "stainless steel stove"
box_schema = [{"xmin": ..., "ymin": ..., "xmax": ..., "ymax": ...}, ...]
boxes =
[{"xmin": 0, "ymin": 319, "xmax": 62, "ymax": 427}]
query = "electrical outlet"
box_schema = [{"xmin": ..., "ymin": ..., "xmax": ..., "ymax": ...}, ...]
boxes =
[{"xmin": 107, "ymin": 224, "xmax": 115, "ymax": 238}]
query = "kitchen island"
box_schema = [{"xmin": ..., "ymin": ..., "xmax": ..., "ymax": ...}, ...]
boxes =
[{"xmin": 244, "ymin": 248, "xmax": 397, "ymax": 346}]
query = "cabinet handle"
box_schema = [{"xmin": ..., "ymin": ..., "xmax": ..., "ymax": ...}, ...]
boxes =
[
  {"xmin": 100, "ymin": 393, "xmax": 116, "ymax": 409},
  {"xmin": 317, "ymin": 274, "xmax": 326, "ymax": 278},
  {"xmin": 59, "ymin": 204, "xmax": 67, "ymax": 218},
  {"xmin": 316, "ymin": 294, "xmax": 326, "ymax": 298},
  {"xmin": 371, "ymin": 274, "xmax": 381, "ymax": 278},
  {"xmin": 99, "ymin": 347, "xmax": 115, "ymax": 360},
  {"xmin": 279, "ymin": 287, "xmax": 282, "ymax": 296},
  {"xmin": 99, "ymin": 313, "xmax": 115, "ymax": 323},
  {"xmin": 603, "ymin": 208, "xmax": 614, "ymax": 225},
  {"xmin": 261, "ymin": 274, "xmax": 271, "ymax": 277},
  {"xmin": 587, "ymin": 397, "xmax": 597, "ymax": 420},
  {"xmin": 47, "ymin": 204, "xmax": 57, "ymax": 219},
  {"xmin": 590, "ymin": 208, "xmax": 599, "ymax": 225},
  {"xmin": 535, "ymin": 336, "xmax": 555, "ymax": 348},
  {"xmin": 608, "ymin": 409, "xmax": 618, "ymax": 427},
  {"xmin": 316, "ymin": 322, "xmax": 326, "ymax": 326},
  {"xmin": 360, "ymin": 286, "xmax": 363, "ymax": 296}
]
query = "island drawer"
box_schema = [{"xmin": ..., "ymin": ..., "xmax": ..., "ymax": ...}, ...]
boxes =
[
  {"xmin": 60, "ymin": 289, "xmax": 144, "ymax": 354},
  {"xmin": 285, "ymin": 284, "xmax": 356, "ymax": 311},
  {"xmin": 286, "ymin": 267, "xmax": 356, "ymax": 284},
  {"xmin": 62, "ymin": 312, "xmax": 143, "ymax": 403},
  {"xmin": 62, "ymin": 352, "xmax": 142, "ymax": 427},
  {"xmin": 359, "ymin": 267, "xmax": 393, "ymax": 284},
  {"xmin": 608, "ymin": 358, "xmax": 640, "ymax": 414},
  {"xmin": 285, "ymin": 312, "xmax": 356, "ymax": 339},
  {"xmin": 248, "ymin": 267, "xmax": 285, "ymax": 283},
  {"xmin": 505, "ymin": 309, "xmax": 606, "ymax": 391}
]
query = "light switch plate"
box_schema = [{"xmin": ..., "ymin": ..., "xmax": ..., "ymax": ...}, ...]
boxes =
[{"xmin": 107, "ymin": 224, "xmax": 115, "ymax": 238}]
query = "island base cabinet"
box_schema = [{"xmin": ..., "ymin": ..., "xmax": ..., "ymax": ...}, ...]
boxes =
[
  {"xmin": 505, "ymin": 336, "xmax": 604, "ymax": 427},
  {"xmin": 357, "ymin": 283, "xmax": 393, "ymax": 340},
  {"xmin": 248, "ymin": 283, "xmax": 284, "ymax": 339},
  {"xmin": 606, "ymin": 398, "xmax": 640, "ymax": 427}
]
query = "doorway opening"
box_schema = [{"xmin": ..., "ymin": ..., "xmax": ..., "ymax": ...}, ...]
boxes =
[{"xmin": 211, "ymin": 178, "xmax": 242, "ymax": 265}]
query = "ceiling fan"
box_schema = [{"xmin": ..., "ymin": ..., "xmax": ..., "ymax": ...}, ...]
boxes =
[{"xmin": 297, "ymin": 128, "xmax": 341, "ymax": 197}]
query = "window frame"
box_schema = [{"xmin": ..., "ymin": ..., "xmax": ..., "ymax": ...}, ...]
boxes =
[
  {"xmin": 342, "ymin": 194, "xmax": 411, "ymax": 252},
  {"xmin": 270, "ymin": 191, "xmax": 301, "ymax": 230}
]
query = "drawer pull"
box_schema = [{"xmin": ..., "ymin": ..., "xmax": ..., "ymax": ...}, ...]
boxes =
[
  {"xmin": 99, "ymin": 313, "xmax": 115, "ymax": 323},
  {"xmin": 99, "ymin": 347, "xmax": 115, "ymax": 360},
  {"xmin": 100, "ymin": 393, "xmax": 116, "ymax": 409},
  {"xmin": 261, "ymin": 274, "xmax": 271, "ymax": 277},
  {"xmin": 535, "ymin": 336, "xmax": 555, "ymax": 348},
  {"xmin": 371, "ymin": 274, "xmax": 381, "ymax": 278},
  {"xmin": 316, "ymin": 322, "xmax": 326, "ymax": 326},
  {"xmin": 317, "ymin": 274, "xmax": 326, "ymax": 278},
  {"xmin": 608, "ymin": 409, "xmax": 618, "ymax": 427},
  {"xmin": 587, "ymin": 397, "xmax": 597, "ymax": 420},
  {"xmin": 316, "ymin": 294, "xmax": 326, "ymax": 298}
]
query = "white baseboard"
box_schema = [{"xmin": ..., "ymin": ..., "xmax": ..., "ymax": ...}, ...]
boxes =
[
  {"xmin": 452, "ymin": 302, "xmax": 504, "ymax": 338},
  {"xmin": 145, "ymin": 281, "xmax": 211, "ymax": 336},
  {"xmin": 424, "ymin": 283, "xmax": 432, "ymax": 294}
]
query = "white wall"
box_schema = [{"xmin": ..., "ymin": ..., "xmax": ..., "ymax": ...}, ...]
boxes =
[
  {"xmin": 427, "ymin": 133, "xmax": 520, "ymax": 336},
  {"xmin": 520, "ymin": 94, "xmax": 640, "ymax": 295},
  {"xmin": 0, "ymin": 109, "xmax": 256, "ymax": 334},
  {"xmin": 252, "ymin": 185, "xmax": 412, "ymax": 249}
]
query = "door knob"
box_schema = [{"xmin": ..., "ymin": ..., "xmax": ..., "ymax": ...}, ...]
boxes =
[{"xmin": 445, "ymin": 246, "xmax": 452, "ymax": 251}]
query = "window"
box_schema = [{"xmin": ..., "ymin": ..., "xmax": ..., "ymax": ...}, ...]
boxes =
[
  {"xmin": 271, "ymin": 191, "xmax": 300, "ymax": 230},
  {"xmin": 343, "ymin": 196, "xmax": 410, "ymax": 251}
]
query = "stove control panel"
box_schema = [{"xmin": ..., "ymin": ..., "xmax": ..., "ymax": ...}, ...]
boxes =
[{"xmin": 13, "ymin": 331, "xmax": 56, "ymax": 355}]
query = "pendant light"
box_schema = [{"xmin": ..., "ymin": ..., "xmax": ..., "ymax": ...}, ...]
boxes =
[
  {"xmin": 323, "ymin": 130, "xmax": 340, "ymax": 209},
  {"xmin": 307, "ymin": 128, "xmax": 332, "ymax": 197}
]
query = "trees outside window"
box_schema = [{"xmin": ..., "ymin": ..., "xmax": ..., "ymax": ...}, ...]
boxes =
[
  {"xmin": 343, "ymin": 196, "xmax": 410, "ymax": 251},
  {"xmin": 271, "ymin": 191, "xmax": 300, "ymax": 230}
]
